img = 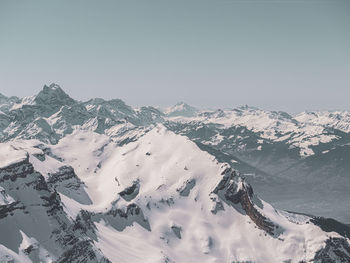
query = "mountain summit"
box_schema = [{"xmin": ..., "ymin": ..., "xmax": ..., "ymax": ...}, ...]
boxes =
[
  {"xmin": 165, "ymin": 102, "xmax": 199, "ymax": 117},
  {"xmin": 1, "ymin": 84, "xmax": 350, "ymax": 224},
  {"xmin": 0, "ymin": 125, "xmax": 349, "ymax": 262},
  {"xmin": 34, "ymin": 84, "xmax": 76, "ymax": 111}
]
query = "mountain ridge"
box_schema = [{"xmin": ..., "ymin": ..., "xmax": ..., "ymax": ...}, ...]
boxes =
[
  {"xmin": 1, "ymin": 83, "xmax": 349, "ymax": 223},
  {"xmin": 1, "ymin": 125, "xmax": 349, "ymax": 262}
]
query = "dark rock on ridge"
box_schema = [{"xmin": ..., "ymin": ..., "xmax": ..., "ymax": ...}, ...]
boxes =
[
  {"xmin": 314, "ymin": 237, "xmax": 350, "ymax": 263},
  {"xmin": 213, "ymin": 168, "xmax": 278, "ymax": 236},
  {"xmin": 118, "ymin": 180, "xmax": 140, "ymax": 201}
]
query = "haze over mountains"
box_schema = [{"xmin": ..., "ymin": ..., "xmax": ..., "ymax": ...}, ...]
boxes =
[{"xmin": 0, "ymin": 84, "xmax": 350, "ymax": 262}]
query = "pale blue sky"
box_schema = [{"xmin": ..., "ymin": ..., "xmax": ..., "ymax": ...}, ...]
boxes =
[{"xmin": 0, "ymin": 0, "xmax": 349, "ymax": 112}]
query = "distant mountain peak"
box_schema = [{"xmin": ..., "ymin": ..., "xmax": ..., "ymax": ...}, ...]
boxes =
[
  {"xmin": 174, "ymin": 101, "xmax": 188, "ymax": 106},
  {"xmin": 0, "ymin": 92, "xmax": 20, "ymax": 103},
  {"xmin": 38, "ymin": 83, "xmax": 73, "ymax": 98},
  {"xmin": 165, "ymin": 101, "xmax": 199, "ymax": 117},
  {"xmin": 34, "ymin": 83, "xmax": 76, "ymax": 106},
  {"xmin": 47, "ymin": 83, "xmax": 62, "ymax": 90},
  {"xmin": 237, "ymin": 104, "xmax": 258, "ymax": 110}
]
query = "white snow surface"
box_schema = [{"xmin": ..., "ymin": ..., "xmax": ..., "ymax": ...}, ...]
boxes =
[
  {"xmin": 10, "ymin": 95, "xmax": 36, "ymax": 110},
  {"xmin": 2, "ymin": 85, "xmax": 350, "ymax": 158},
  {"xmin": 0, "ymin": 143, "xmax": 28, "ymax": 169},
  {"xmin": 43, "ymin": 125, "xmax": 343, "ymax": 262},
  {"xmin": 295, "ymin": 111, "xmax": 350, "ymax": 133},
  {"xmin": 164, "ymin": 102, "xmax": 198, "ymax": 117},
  {"xmin": 1, "ymin": 87, "xmax": 350, "ymax": 262},
  {"xmin": 167, "ymin": 107, "xmax": 346, "ymax": 156}
]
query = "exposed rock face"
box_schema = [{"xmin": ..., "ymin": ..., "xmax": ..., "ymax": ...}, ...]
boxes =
[
  {"xmin": 0, "ymin": 84, "xmax": 155, "ymax": 144},
  {"xmin": 55, "ymin": 240, "xmax": 111, "ymax": 263},
  {"xmin": 314, "ymin": 237, "xmax": 350, "ymax": 263},
  {"xmin": 171, "ymin": 225, "xmax": 182, "ymax": 239},
  {"xmin": 0, "ymin": 155, "xmax": 32, "ymax": 183},
  {"xmin": 32, "ymin": 84, "xmax": 76, "ymax": 117},
  {"xmin": 311, "ymin": 217, "xmax": 350, "ymax": 238},
  {"xmin": 72, "ymin": 210, "xmax": 97, "ymax": 240},
  {"xmin": 118, "ymin": 180, "xmax": 140, "ymax": 201},
  {"xmin": 0, "ymin": 157, "xmax": 110, "ymax": 262},
  {"xmin": 209, "ymin": 195, "xmax": 225, "ymax": 214},
  {"xmin": 176, "ymin": 178, "xmax": 196, "ymax": 197},
  {"xmin": 136, "ymin": 106, "xmax": 165, "ymax": 125},
  {"xmin": 0, "ymin": 93, "xmax": 20, "ymax": 112},
  {"xmin": 213, "ymin": 168, "xmax": 278, "ymax": 235},
  {"xmin": 0, "ymin": 201, "xmax": 25, "ymax": 220},
  {"xmin": 47, "ymin": 165, "xmax": 91, "ymax": 204},
  {"xmin": 93, "ymin": 203, "xmax": 151, "ymax": 232}
]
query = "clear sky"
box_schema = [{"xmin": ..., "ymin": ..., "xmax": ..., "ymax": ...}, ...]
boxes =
[{"xmin": 0, "ymin": 0, "xmax": 349, "ymax": 113}]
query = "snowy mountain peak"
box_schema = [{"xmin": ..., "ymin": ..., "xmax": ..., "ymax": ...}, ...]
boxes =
[
  {"xmin": 35, "ymin": 83, "xmax": 76, "ymax": 106},
  {"xmin": 234, "ymin": 105, "xmax": 292, "ymax": 120},
  {"xmin": 295, "ymin": 110, "xmax": 350, "ymax": 133},
  {"xmin": 1, "ymin": 126, "xmax": 349, "ymax": 262},
  {"xmin": 165, "ymin": 102, "xmax": 199, "ymax": 117},
  {"xmin": 9, "ymin": 84, "xmax": 75, "ymax": 112},
  {"xmin": 236, "ymin": 104, "xmax": 259, "ymax": 111},
  {"xmin": 0, "ymin": 93, "xmax": 20, "ymax": 113},
  {"xmin": 0, "ymin": 93, "xmax": 19, "ymax": 102}
]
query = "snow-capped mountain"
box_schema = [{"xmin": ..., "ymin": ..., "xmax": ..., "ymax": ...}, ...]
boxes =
[
  {"xmin": 164, "ymin": 102, "xmax": 199, "ymax": 118},
  {"xmin": 1, "ymin": 84, "xmax": 350, "ymax": 224},
  {"xmin": 1, "ymin": 84, "xmax": 350, "ymax": 262},
  {"xmin": 2, "ymin": 84, "xmax": 347, "ymax": 160},
  {"xmin": 167, "ymin": 105, "xmax": 346, "ymax": 158},
  {"xmin": 0, "ymin": 84, "xmax": 163, "ymax": 144},
  {"xmin": 0, "ymin": 93, "xmax": 20, "ymax": 113},
  {"xmin": 295, "ymin": 111, "xmax": 350, "ymax": 133},
  {"xmin": 164, "ymin": 106, "xmax": 350, "ymax": 222},
  {"xmin": 1, "ymin": 125, "xmax": 349, "ymax": 262}
]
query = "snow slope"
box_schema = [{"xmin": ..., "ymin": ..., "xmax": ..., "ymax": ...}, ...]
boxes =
[
  {"xmin": 1, "ymin": 85, "xmax": 349, "ymax": 159},
  {"xmin": 1, "ymin": 85, "xmax": 350, "ymax": 262},
  {"xmin": 167, "ymin": 106, "xmax": 345, "ymax": 157},
  {"xmin": 1, "ymin": 125, "xmax": 348, "ymax": 262}
]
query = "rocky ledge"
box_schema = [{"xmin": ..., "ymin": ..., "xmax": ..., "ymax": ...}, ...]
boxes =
[{"xmin": 213, "ymin": 167, "xmax": 278, "ymax": 236}]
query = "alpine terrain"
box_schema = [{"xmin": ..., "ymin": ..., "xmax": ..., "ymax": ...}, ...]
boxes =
[{"xmin": 0, "ymin": 84, "xmax": 349, "ymax": 263}]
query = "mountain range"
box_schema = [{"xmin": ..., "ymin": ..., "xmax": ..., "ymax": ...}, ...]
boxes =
[{"xmin": 0, "ymin": 84, "xmax": 349, "ymax": 262}]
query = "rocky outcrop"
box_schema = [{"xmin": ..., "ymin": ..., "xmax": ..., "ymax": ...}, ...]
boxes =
[
  {"xmin": 313, "ymin": 237, "xmax": 350, "ymax": 262},
  {"xmin": 72, "ymin": 210, "xmax": 97, "ymax": 240},
  {"xmin": 213, "ymin": 168, "xmax": 278, "ymax": 236},
  {"xmin": 47, "ymin": 165, "xmax": 92, "ymax": 205},
  {"xmin": 171, "ymin": 225, "xmax": 182, "ymax": 239},
  {"xmin": 118, "ymin": 180, "xmax": 140, "ymax": 201},
  {"xmin": 311, "ymin": 217, "xmax": 350, "ymax": 238},
  {"xmin": 47, "ymin": 166, "xmax": 83, "ymax": 189},
  {"xmin": 55, "ymin": 240, "xmax": 111, "ymax": 263},
  {"xmin": 209, "ymin": 195, "xmax": 224, "ymax": 214},
  {"xmin": 177, "ymin": 178, "xmax": 196, "ymax": 197},
  {"xmin": 0, "ymin": 84, "xmax": 166, "ymax": 146},
  {"xmin": 93, "ymin": 203, "xmax": 151, "ymax": 232},
  {"xmin": 0, "ymin": 157, "xmax": 110, "ymax": 262},
  {"xmin": 0, "ymin": 154, "xmax": 32, "ymax": 183},
  {"xmin": 0, "ymin": 201, "xmax": 25, "ymax": 220}
]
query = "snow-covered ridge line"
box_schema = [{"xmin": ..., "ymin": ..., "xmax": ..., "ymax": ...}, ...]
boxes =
[
  {"xmin": 0, "ymin": 125, "xmax": 349, "ymax": 262},
  {"xmin": 1, "ymin": 83, "xmax": 350, "ymax": 223},
  {"xmin": 1, "ymin": 84, "xmax": 349, "ymax": 157}
]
